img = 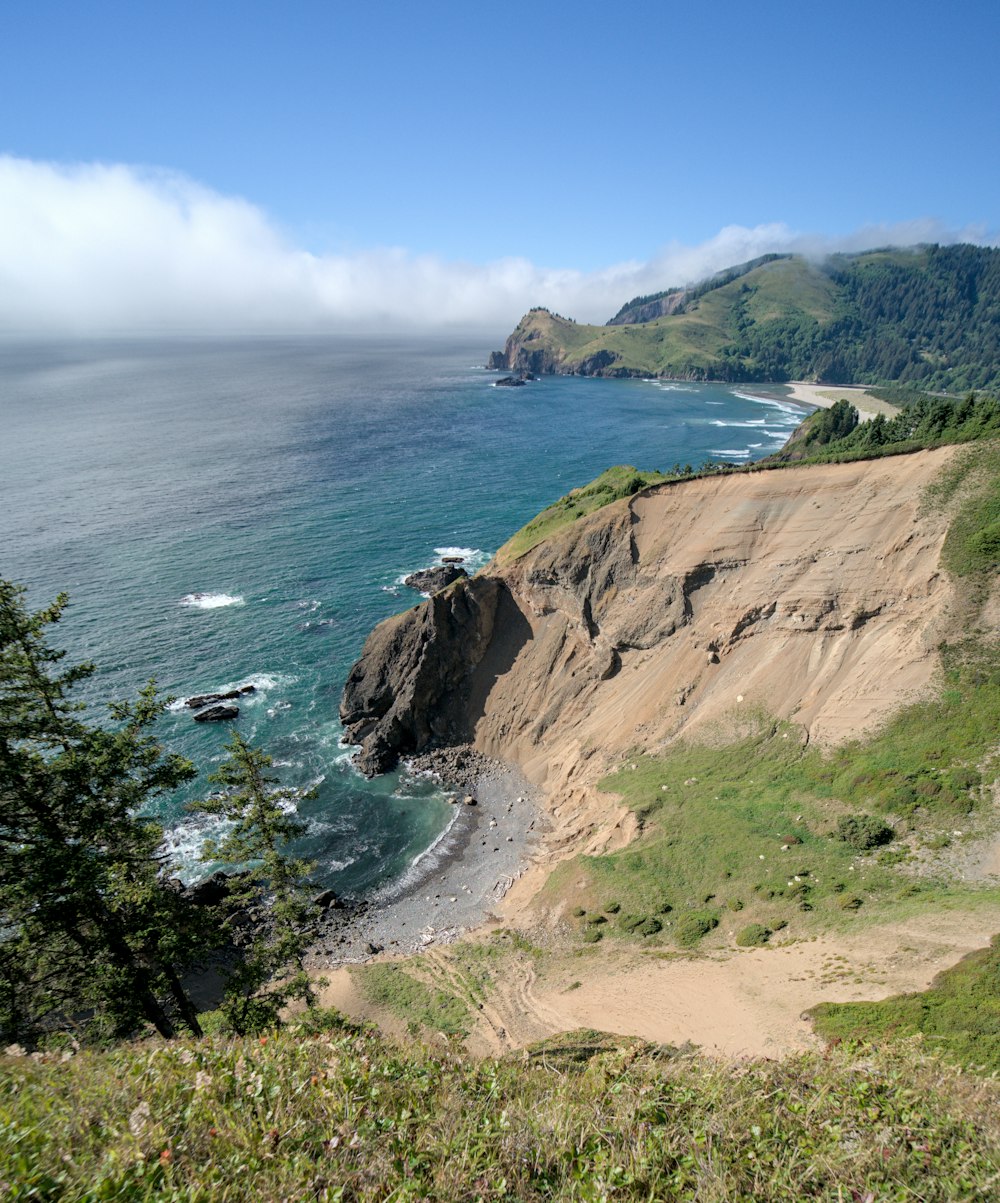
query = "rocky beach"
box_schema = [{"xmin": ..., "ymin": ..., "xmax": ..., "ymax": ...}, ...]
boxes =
[{"xmin": 307, "ymin": 747, "xmax": 546, "ymax": 965}]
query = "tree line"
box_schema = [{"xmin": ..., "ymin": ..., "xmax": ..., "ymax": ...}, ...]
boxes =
[{"xmin": 0, "ymin": 580, "xmax": 321, "ymax": 1047}]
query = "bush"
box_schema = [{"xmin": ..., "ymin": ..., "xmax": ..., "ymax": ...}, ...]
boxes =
[
  {"xmin": 604, "ymin": 901, "xmax": 621, "ymax": 914},
  {"xmin": 836, "ymin": 814, "xmax": 894, "ymax": 851},
  {"xmin": 582, "ymin": 927, "xmax": 603, "ymax": 943},
  {"xmin": 675, "ymin": 912, "xmax": 719, "ymax": 948},
  {"xmin": 638, "ymin": 918, "xmax": 662, "ymax": 937},
  {"xmin": 736, "ymin": 924, "xmax": 771, "ymax": 947}
]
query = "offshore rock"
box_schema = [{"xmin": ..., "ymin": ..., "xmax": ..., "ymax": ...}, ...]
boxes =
[
  {"xmin": 186, "ymin": 686, "xmax": 255, "ymax": 709},
  {"xmin": 193, "ymin": 702, "xmax": 239, "ymax": 722}
]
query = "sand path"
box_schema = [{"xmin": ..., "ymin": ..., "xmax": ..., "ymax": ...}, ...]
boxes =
[{"xmin": 467, "ymin": 906, "xmax": 1000, "ymax": 1058}]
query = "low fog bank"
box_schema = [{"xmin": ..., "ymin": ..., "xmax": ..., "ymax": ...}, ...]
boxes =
[{"xmin": 1, "ymin": 156, "xmax": 992, "ymax": 336}]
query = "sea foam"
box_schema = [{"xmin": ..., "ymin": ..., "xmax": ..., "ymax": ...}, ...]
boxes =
[{"xmin": 179, "ymin": 592, "xmax": 245, "ymax": 610}]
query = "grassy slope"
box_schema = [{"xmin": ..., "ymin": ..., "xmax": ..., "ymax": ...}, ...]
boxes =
[
  {"xmin": 6, "ymin": 1013, "xmax": 1000, "ymax": 1201},
  {"xmin": 493, "ymin": 465, "xmax": 671, "ymax": 564},
  {"xmin": 509, "ymin": 258, "xmax": 839, "ymax": 377}
]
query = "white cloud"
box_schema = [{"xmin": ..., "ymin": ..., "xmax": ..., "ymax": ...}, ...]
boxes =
[{"xmin": 0, "ymin": 156, "xmax": 993, "ymax": 335}]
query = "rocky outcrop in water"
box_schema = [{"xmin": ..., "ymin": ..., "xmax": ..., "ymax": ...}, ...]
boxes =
[
  {"xmin": 193, "ymin": 702, "xmax": 240, "ymax": 722},
  {"xmin": 187, "ymin": 686, "xmax": 255, "ymax": 709},
  {"xmin": 404, "ymin": 564, "xmax": 468, "ymax": 594}
]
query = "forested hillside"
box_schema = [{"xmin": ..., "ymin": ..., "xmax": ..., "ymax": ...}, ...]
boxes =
[{"xmin": 492, "ymin": 244, "xmax": 1000, "ymax": 390}]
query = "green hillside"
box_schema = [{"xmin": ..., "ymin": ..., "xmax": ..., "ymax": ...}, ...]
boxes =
[
  {"xmin": 6, "ymin": 1013, "xmax": 1000, "ymax": 1200},
  {"xmin": 492, "ymin": 244, "xmax": 1000, "ymax": 391}
]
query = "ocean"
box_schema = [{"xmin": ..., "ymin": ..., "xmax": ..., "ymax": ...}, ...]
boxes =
[{"xmin": 0, "ymin": 335, "xmax": 807, "ymax": 897}]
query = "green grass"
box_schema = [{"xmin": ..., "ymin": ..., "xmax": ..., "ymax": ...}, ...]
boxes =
[
  {"xmin": 810, "ymin": 935, "xmax": 1000, "ymax": 1073},
  {"xmin": 548, "ymin": 631, "xmax": 1000, "ymax": 948},
  {"xmin": 351, "ymin": 964, "xmax": 470, "ymax": 1037},
  {"xmin": 931, "ymin": 438, "xmax": 1000, "ymax": 578},
  {"xmin": 5, "ymin": 1016, "xmax": 1000, "ymax": 1200},
  {"xmin": 495, "ymin": 465, "xmax": 670, "ymax": 563}
]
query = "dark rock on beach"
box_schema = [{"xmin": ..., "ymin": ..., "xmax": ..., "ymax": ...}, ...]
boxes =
[{"xmin": 403, "ymin": 564, "xmax": 468, "ymax": 594}]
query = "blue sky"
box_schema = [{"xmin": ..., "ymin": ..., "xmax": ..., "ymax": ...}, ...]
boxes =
[{"xmin": 1, "ymin": 0, "xmax": 998, "ymax": 331}]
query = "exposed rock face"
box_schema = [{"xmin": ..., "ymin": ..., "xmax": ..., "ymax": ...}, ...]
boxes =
[
  {"xmin": 341, "ymin": 449, "xmax": 961, "ymax": 791},
  {"xmin": 403, "ymin": 564, "xmax": 468, "ymax": 594},
  {"xmin": 607, "ymin": 291, "xmax": 689, "ymax": 325},
  {"xmin": 340, "ymin": 577, "xmax": 503, "ymax": 775}
]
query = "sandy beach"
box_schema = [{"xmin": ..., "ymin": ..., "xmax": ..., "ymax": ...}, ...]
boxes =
[{"xmin": 781, "ymin": 381, "xmax": 900, "ymax": 422}]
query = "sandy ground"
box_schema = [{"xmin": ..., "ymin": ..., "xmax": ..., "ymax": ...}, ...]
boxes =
[
  {"xmin": 319, "ymin": 904, "xmax": 1000, "ymax": 1060},
  {"xmin": 782, "ymin": 381, "xmax": 900, "ymax": 422}
]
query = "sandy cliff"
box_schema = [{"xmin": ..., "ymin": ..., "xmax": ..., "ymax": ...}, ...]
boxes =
[{"xmin": 342, "ymin": 449, "xmax": 959, "ymax": 808}]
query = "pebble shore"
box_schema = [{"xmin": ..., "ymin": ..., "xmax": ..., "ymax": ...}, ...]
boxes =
[{"xmin": 308, "ymin": 746, "xmax": 545, "ymax": 965}]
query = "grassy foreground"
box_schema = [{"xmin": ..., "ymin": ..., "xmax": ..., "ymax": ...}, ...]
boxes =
[{"xmin": 4, "ymin": 1014, "xmax": 1000, "ymax": 1201}]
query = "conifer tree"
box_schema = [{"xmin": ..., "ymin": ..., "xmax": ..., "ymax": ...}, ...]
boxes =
[
  {"xmin": 192, "ymin": 731, "xmax": 320, "ymax": 1034},
  {"xmin": 0, "ymin": 580, "xmax": 206, "ymax": 1043}
]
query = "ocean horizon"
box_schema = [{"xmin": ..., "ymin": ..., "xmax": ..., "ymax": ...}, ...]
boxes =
[{"xmin": 0, "ymin": 334, "xmax": 809, "ymax": 898}]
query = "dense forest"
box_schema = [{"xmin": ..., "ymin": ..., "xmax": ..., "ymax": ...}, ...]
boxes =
[{"xmin": 723, "ymin": 245, "xmax": 1000, "ymax": 389}]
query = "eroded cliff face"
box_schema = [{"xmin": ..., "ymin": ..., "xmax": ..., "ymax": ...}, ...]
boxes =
[{"xmin": 341, "ymin": 450, "xmax": 960, "ymax": 790}]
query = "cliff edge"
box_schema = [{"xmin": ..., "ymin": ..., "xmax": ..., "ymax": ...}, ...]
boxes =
[{"xmin": 341, "ymin": 449, "xmax": 959, "ymax": 790}]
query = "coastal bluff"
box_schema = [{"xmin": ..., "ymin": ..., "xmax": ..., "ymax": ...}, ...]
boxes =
[{"xmin": 341, "ymin": 448, "xmax": 959, "ymax": 792}]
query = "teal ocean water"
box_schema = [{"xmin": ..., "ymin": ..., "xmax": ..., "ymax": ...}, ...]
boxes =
[{"xmin": 0, "ymin": 336, "xmax": 807, "ymax": 896}]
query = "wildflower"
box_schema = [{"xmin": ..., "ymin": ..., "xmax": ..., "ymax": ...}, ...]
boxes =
[
  {"xmin": 194, "ymin": 1070, "xmax": 213, "ymax": 1092},
  {"xmin": 160, "ymin": 1149, "xmax": 172, "ymax": 1164}
]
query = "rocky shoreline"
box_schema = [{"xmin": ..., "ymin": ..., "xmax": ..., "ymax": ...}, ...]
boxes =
[{"xmin": 307, "ymin": 747, "xmax": 545, "ymax": 965}]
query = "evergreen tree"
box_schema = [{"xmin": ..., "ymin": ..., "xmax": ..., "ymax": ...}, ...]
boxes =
[
  {"xmin": 0, "ymin": 580, "xmax": 207, "ymax": 1043},
  {"xmin": 192, "ymin": 732, "xmax": 321, "ymax": 1034}
]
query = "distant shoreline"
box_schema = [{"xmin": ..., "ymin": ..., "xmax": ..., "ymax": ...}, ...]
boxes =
[{"xmin": 780, "ymin": 381, "xmax": 899, "ymax": 422}]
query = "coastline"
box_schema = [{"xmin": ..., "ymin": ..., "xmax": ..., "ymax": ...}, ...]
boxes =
[
  {"xmin": 780, "ymin": 380, "xmax": 900, "ymax": 422},
  {"xmin": 308, "ymin": 751, "xmax": 546, "ymax": 966}
]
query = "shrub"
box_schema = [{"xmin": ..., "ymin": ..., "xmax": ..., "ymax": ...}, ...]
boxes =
[
  {"xmin": 582, "ymin": 927, "xmax": 603, "ymax": 944},
  {"xmin": 604, "ymin": 901, "xmax": 621, "ymax": 914},
  {"xmin": 675, "ymin": 912, "xmax": 719, "ymax": 948},
  {"xmin": 571, "ymin": 907, "xmax": 586, "ymax": 918},
  {"xmin": 736, "ymin": 924, "xmax": 771, "ymax": 947},
  {"xmin": 638, "ymin": 918, "xmax": 662, "ymax": 937},
  {"xmin": 836, "ymin": 814, "xmax": 894, "ymax": 851}
]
